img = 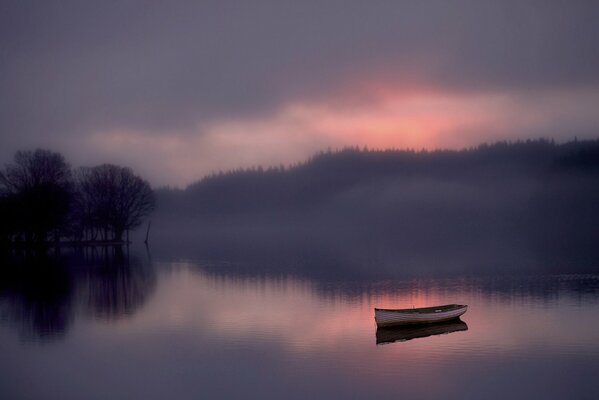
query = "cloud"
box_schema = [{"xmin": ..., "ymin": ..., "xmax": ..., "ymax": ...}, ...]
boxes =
[
  {"xmin": 2, "ymin": 1, "xmax": 599, "ymax": 184},
  {"xmin": 72, "ymin": 84, "xmax": 599, "ymax": 187}
]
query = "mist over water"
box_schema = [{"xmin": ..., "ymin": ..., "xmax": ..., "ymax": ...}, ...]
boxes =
[
  {"xmin": 150, "ymin": 141, "xmax": 599, "ymax": 279},
  {"xmin": 1, "ymin": 250, "xmax": 599, "ymax": 400},
  {"xmin": 2, "ymin": 140, "xmax": 599, "ymax": 399}
]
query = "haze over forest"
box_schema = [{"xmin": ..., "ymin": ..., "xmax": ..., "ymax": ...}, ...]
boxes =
[{"xmin": 149, "ymin": 139, "xmax": 599, "ymax": 279}]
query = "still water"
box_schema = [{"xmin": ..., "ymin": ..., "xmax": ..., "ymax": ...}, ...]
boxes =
[{"xmin": 1, "ymin": 248, "xmax": 599, "ymax": 399}]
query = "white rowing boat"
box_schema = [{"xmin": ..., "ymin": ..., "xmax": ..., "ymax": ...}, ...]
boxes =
[{"xmin": 374, "ymin": 304, "xmax": 467, "ymax": 327}]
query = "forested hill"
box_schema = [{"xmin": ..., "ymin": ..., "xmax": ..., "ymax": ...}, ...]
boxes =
[
  {"xmin": 156, "ymin": 139, "xmax": 599, "ymax": 217},
  {"xmin": 149, "ymin": 139, "xmax": 599, "ymax": 275}
]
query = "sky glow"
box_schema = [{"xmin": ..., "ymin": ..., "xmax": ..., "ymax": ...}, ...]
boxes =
[
  {"xmin": 80, "ymin": 85, "xmax": 599, "ymax": 186},
  {"xmin": 2, "ymin": 1, "xmax": 599, "ymax": 186}
]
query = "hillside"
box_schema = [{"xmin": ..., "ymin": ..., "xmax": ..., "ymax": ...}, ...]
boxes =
[{"xmin": 150, "ymin": 139, "xmax": 599, "ymax": 277}]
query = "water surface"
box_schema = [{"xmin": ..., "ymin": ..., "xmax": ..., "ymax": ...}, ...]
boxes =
[{"xmin": 1, "ymin": 249, "xmax": 599, "ymax": 399}]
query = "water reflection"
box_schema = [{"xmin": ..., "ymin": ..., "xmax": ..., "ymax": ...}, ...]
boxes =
[
  {"xmin": 78, "ymin": 247, "xmax": 156, "ymax": 321},
  {"xmin": 183, "ymin": 258, "xmax": 599, "ymax": 305},
  {"xmin": 0, "ymin": 246, "xmax": 156, "ymax": 342},
  {"xmin": 376, "ymin": 319, "xmax": 468, "ymax": 344},
  {"xmin": 2, "ymin": 257, "xmax": 599, "ymax": 399},
  {"xmin": 0, "ymin": 255, "xmax": 72, "ymax": 340}
]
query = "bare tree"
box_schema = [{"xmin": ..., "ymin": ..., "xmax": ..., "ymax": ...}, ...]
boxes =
[
  {"xmin": 1, "ymin": 150, "xmax": 72, "ymax": 192},
  {"xmin": 0, "ymin": 149, "xmax": 73, "ymax": 244},
  {"xmin": 75, "ymin": 164, "xmax": 155, "ymax": 242}
]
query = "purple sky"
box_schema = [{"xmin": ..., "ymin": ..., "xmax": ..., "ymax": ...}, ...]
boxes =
[{"xmin": 2, "ymin": 1, "xmax": 599, "ymax": 186}]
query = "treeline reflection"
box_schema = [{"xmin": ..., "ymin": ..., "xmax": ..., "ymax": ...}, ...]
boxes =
[
  {"xmin": 181, "ymin": 261, "xmax": 599, "ymax": 306},
  {"xmin": 0, "ymin": 247, "xmax": 156, "ymax": 342}
]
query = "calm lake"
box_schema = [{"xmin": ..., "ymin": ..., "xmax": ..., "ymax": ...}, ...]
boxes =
[{"xmin": 1, "ymin": 246, "xmax": 599, "ymax": 399}]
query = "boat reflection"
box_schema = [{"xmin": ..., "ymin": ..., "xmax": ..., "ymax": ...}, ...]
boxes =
[{"xmin": 376, "ymin": 319, "xmax": 468, "ymax": 345}]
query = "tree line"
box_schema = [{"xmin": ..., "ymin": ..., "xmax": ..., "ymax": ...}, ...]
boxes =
[
  {"xmin": 158, "ymin": 138, "xmax": 599, "ymax": 216},
  {"xmin": 0, "ymin": 149, "xmax": 155, "ymax": 248},
  {"xmin": 151, "ymin": 138, "xmax": 599, "ymax": 274}
]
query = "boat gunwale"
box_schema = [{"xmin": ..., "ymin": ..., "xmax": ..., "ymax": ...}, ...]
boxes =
[{"xmin": 374, "ymin": 304, "xmax": 467, "ymax": 314}]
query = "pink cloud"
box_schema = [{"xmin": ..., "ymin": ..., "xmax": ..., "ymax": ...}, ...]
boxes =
[{"xmin": 74, "ymin": 84, "xmax": 599, "ymax": 187}]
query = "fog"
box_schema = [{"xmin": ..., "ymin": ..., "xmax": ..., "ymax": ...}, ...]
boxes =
[{"xmin": 145, "ymin": 140, "xmax": 599, "ymax": 280}]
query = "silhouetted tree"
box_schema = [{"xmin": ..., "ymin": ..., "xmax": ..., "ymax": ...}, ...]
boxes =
[
  {"xmin": 0, "ymin": 195, "xmax": 18, "ymax": 248},
  {"xmin": 0, "ymin": 149, "xmax": 73, "ymax": 245},
  {"xmin": 75, "ymin": 164, "xmax": 155, "ymax": 241}
]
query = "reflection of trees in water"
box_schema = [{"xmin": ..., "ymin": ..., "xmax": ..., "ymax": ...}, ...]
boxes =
[
  {"xmin": 309, "ymin": 275, "xmax": 599, "ymax": 305},
  {"xmin": 0, "ymin": 256, "xmax": 73, "ymax": 341},
  {"xmin": 78, "ymin": 246, "xmax": 155, "ymax": 320},
  {"xmin": 0, "ymin": 247, "xmax": 156, "ymax": 342},
  {"xmin": 188, "ymin": 260, "xmax": 599, "ymax": 306}
]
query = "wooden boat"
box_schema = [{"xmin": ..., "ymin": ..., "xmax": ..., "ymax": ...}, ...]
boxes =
[
  {"xmin": 374, "ymin": 304, "xmax": 467, "ymax": 327},
  {"xmin": 376, "ymin": 320, "xmax": 468, "ymax": 344}
]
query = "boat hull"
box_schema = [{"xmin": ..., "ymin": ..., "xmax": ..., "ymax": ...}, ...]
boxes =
[{"xmin": 374, "ymin": 304, "xmax": 467, "ymax": 327}]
